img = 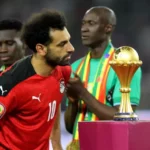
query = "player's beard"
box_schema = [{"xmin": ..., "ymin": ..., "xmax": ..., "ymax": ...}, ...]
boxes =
[{"xmin": 45, "ymin": 51, "xmax": 70, "ymax": 67}]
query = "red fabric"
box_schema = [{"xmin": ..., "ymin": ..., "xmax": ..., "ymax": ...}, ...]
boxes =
[{"xmin": 0, "ymin": 65, "xmax": 71, "ymax": 150}]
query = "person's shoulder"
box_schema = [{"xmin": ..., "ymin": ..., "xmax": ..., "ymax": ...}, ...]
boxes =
[
  {"xmin": 0, "ymin": 61, "xmax": 22, "ymax": 97},
  {"xmin": 71, "ymin": 57, "xmax": 84, "ymax": 67},
  {"xmin": 59, "ymin": 65, "xmax": 71, "ymax": 76},
  {"xmin": 136, "ymin": 67, "xmax": 142, "ymax": 74},
  {"xmin": 0, "ymin": 56, "xmax": 35, "ymax": 96},
  {"xmin": 132, "ymin": 67, "xmax": 142, "ymax": 79},
  {"xmin": 58, "ymin": 65, "xmax": 71, "ymax": 83},
  {"xmin": 60, "ymin": 65, "xmax": 71, "ymax": 71},
  {"xmin": 71, "ymin": 57, "xmax": 84, "ymax": 71}
]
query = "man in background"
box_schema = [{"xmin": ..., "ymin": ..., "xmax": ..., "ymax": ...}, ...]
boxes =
[
  {"xmin": 65, "ymin": 6, "xmax": 142, "ymax": 149},
  {"xmin": 0, "ymin": 19, "xmax": 25, "ymax": 72}
]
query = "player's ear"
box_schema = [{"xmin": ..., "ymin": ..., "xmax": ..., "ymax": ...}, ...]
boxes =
[
  {"xmin": 105, "ymin": 24, "xmax": 113, "ymax": 34},
  {"xmin": 36, "ymin": 44, "xmax": 47, "ymax": 56}
]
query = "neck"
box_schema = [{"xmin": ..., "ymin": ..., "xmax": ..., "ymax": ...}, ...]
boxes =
[
  {"xmin": 90, "ymin": 39, "xmax": 110, "ymax": 58},
  {"xmin": 31, "ymin": 54, "xmax": 54, "ymax": 77}
]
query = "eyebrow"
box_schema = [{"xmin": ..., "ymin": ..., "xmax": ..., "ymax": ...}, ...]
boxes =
[
  {"xmin": 0, "ymin": 40, "xmax": 15, "ymax": 43},
  {"xmin": 56, "ymin": 40, "xmax": 68, "ymax": 46},
  {"xmin": 56, "ymin": 36, "xmax": 71, "ymax": 46}
]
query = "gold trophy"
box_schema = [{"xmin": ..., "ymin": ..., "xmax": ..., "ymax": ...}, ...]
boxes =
[{"xmin": 109, "ymin": 46, "xmax": 142, "ymax": 121}]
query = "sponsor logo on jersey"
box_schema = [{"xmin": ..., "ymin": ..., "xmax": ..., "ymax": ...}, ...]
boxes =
[
  {"xmin": 60, "ymin": 80, "xmax": 65, "ymax": 94},
  {"xmin": 0, "ymin": 85, "xmax": 7, "ymax": 96},
  {"xmin": 32, "ymin": 93, "xmax": 41, "ymax": 102}
]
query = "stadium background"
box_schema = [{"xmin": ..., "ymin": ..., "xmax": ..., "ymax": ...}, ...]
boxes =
[{"xmin": 1, "ymin": 0, "xmax": 150, "ymax": 149}]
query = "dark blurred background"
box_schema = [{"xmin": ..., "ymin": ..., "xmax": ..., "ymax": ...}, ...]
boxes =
[{"xmin": 1, "ymin": 0, "xmax": 149, "ymax": 110}]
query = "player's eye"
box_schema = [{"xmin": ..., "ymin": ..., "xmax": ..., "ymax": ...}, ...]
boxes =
[
  {"xmin": 58, "ymin": 41, "xmax": 67, "ymax": 47},
  {"xmin": 6, "ymin": 41, "xmax": 15, "ymax": 46}
]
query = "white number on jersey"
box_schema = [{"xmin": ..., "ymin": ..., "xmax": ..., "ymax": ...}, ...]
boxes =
[{"xmin": 47, "ymin": 100, "xmax": 56, "ymax": 122}]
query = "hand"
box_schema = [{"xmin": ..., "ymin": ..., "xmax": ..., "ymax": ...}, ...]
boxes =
[
  {"xmin": 66, "ymin": 72, "xmax": 86, "ymax": 100},
  {"xmin": 67, "ymin": 96, "xmax": 77, "ymax": 103}
]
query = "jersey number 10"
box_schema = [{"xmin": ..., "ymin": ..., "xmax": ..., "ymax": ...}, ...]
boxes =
[{"xmin": 47, "ymin": 100, "xmax": 57, "ymax": 122}]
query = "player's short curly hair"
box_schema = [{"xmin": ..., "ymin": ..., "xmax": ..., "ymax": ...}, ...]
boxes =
[
  {"xmin": 21, "ymin": 9, "xmax": 67, "ymax": 52},
  {"xmin": 0, "ymin": 19, "xmax": 22, "ymax": 31}
]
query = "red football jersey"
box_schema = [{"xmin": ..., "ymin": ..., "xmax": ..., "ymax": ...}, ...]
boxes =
[{"xmin": 0, "ymin": 56, "xmax": 71, "ymax": 150}]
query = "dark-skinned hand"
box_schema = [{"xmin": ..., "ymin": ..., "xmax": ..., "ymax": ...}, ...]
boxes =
[{"xmin": 66, "ymin": 72, "xmax": 86, "ymax": 100}]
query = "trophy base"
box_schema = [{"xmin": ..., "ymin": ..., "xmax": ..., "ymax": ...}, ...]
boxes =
[{"xmin": 114, "ymin": 112, "xmax": 139, "ymax": 121}]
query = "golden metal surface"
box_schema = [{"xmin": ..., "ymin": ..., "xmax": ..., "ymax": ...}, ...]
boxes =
[{"xmin": 109, "ymin": 46, "xmax": 142, "ymax": 120}]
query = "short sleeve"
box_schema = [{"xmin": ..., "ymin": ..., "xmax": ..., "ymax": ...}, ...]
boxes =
[{"xmin": 113, "ymin": 68, "xmax": 142, "ymax": 106}]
